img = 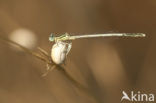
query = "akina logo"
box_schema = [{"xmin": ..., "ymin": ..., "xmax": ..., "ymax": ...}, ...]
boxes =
[{"xmin": 121, "ymin": 91, "xmax": 155, "ymax": 102}]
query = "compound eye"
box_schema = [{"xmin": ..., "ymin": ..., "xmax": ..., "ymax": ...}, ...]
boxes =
[{"xmin": 49, "ymin": 33, "xmax": 55, "ymax": 41}]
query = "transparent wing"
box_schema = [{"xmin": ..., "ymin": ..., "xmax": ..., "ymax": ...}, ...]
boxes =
[{"xmin": 66, "ymin": 42, "xmax": 72, "ymax": 55}]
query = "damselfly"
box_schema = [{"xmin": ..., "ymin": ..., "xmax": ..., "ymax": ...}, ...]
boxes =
[
  {"xmin": 49, "ymin": 33, "xmax": 145, "ymax": 42},
  {"xmin": 49, "ymin": 33, "xmax": 145, "ymax": 64}
]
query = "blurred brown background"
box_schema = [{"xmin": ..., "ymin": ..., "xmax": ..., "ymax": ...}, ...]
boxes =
[{"xmin": 0, "ymin": 0, "xmax": 156, "ymax": 103}]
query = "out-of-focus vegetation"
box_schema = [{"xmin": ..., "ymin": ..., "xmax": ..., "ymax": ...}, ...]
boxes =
[{"xmin": 0, "ymin": 0, "xmax": 156, "ymax": 103}]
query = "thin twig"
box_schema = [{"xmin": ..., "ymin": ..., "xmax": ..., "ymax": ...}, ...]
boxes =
[
  {"xmin": 0, "ymin": 35, "xmax": 49, "ymax": 63},
  {"xmin": 42, "ymin": 65, "xmax": 56, "ymax": 77},
  {"xmin": 37, "ymin": 47, "xmax": 50, "ymax": 58}
]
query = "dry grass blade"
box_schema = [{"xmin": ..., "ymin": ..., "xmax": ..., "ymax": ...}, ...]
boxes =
[
  {"xmin": 42, "ymin": 65, "xmax": 56, "ymax": 77},
  {"xmin": 0, "ymin": 35, "xmax": 85, "ymax": 88},
  {"xmin": 0, "ymin": 35, "xmax": 49, "ymax": 63},
  {"xmin": 0, "ymin": 35, "xmax": 101, "ymax": 103},
  {"xmin": 37, "ymin": 47, "xmax": 50, "ymax": 58}
]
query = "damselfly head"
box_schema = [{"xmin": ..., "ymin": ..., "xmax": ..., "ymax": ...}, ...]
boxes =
[{"xmin": 49, "ymin": 33, "xmax": 55, "ymax": 42}]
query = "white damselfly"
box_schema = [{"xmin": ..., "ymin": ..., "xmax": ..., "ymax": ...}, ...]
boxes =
[
  {"xmin": 49, "ymin": 33, "xmax": 146, "ymax": 64},
  {"xmin": 49, "ymin": 33, "xmax": 145, "ymax": 42}
]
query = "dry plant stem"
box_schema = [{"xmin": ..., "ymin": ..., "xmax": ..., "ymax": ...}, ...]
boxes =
[
  {"xmin": 0, "ymin": 35, "xmax": 101, "ymax": 103},
  {"xmin": 0, "ymin": 35, "xmax": 49, "ymax": 63},
  {"xmin": 41, "ymin": 65, "xmax": 56, "ymax": 77},
  {"xmin": 37, "ymin": 47, "xmax": 50, "ymax": 59},
  {"xmin": 55, "ymin": 66, "xmax": 101, "ymax": 103}
]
